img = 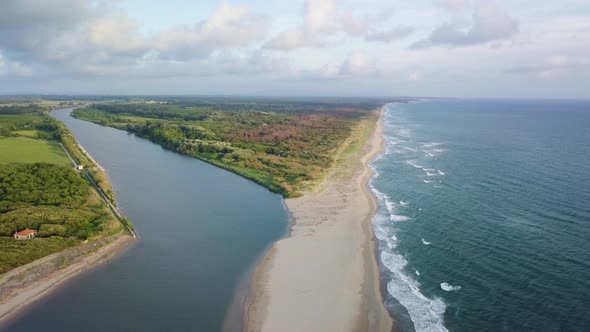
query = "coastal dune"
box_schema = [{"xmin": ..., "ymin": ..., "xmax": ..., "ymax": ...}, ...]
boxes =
[{"xmin": 247, "ymin": 110, "xmax": 392, "ymax": 332}]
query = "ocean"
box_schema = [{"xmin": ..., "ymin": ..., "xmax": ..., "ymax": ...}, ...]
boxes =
[{"xmin": 370, "ymin": 99, "xmax": 590, "ymax": 331}]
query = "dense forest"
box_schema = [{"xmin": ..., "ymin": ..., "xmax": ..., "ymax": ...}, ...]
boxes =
[
  {"xmin": 0, "ymin": 163, "xmax": 121, "ymax": 273},
  {"xmin": 0, "ymin": 163, "xmax": 120, "ymax": 239},
  {"xmin": 74, "ymin": 100, "xmax": 385, "ymax": 196}
]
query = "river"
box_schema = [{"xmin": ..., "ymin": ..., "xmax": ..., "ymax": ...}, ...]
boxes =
[{"xmin": 4, "ymin": 108, "xmax": 288, "ymax": 331}]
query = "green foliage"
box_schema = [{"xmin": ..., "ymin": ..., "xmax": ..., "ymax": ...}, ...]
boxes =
[
  {"xmin": 0, "ymin": 104, "xmax": 43, "ymax": 115},
  {"xmin": 0, "ymin": 163, "xmax": 87, "ymax": 208},
  {"xmin": 73, "ymin": 101, "xmax": 377, "ymax": 196},
  {"xmin": 0, "ymin": 164, "xmax": 121, "ymax": 241},
  {"xmin": 0, "ymin": 237, "xmax": 78, "ymax": 274}
]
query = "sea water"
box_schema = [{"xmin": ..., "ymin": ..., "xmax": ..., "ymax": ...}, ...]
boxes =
[{"xmin": 371, "ymin": 99, "xmax": 590, "ymax": 331}]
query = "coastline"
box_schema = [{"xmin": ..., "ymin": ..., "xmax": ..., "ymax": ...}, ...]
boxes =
[
  {"xmin": 245, "ymin": 108, "xmax": 392, "ymax": 331},
  {"xmin": 0, "ymin": 233, "xmax": 135, "ymax": 327}
]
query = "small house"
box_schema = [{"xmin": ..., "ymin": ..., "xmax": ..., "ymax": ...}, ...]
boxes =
[
  {"xmin": 14, "ymin": 228, "xmax": 38, "ymax": 240},
  {"xmin": 76, "ymin": 165, "xmax": 84, "ymax": 171}
]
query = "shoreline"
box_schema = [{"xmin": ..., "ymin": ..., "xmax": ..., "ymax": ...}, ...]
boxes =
[
  {"xmin": 0, "ymin": 233, "xmax": 135, "ymax": 327},
  {"xmin": 245, "ymin": 108, "xmax": 392, "ymax": 331}
]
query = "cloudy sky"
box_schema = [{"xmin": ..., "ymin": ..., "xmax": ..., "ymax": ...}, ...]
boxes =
[{"xmin": 0, "ymin": 0, "xmax": 589, "ymax": 98}]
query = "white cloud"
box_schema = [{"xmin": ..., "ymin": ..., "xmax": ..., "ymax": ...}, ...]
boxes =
[
  {"xmin": 265, "ymin": 0, "xmax": 409, "ymax": 50},
  {"xmin": 365, "ymin": 26, "xmax": 414, "ymax": 43},
  {"xmin": 439, "ymin": 0, "xmax": 471, "ymax": 11},
  {"xmin": 0, "ymin": 53, "xmax": 32, "ymax": 77},
  {"xmin": 408, "ymin": 71, "xmax": 423, "ymax": 81},
  {"xmin": 0, "ymin": 1, "xmax": 275, "ymax": 78},
  {"xmin": 0, "ymin": 0, "xmax": 588, "ymax": 98},
  {"xmin": 155, "ymin": 3, "xmax": 269, "ymax": 60},
  {"xmin": 413, "ymin": 1, "xmax": 519, "ymax": 48},
  {"xmin": 505, "ymin": 55, "xmax": 590, "ymax": 80}
]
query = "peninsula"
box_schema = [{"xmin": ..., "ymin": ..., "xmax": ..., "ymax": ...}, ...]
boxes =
[
  {"xmin": 247, "ymin": 109, "xmax": 391, "ymax": 331},
  {"xmin": 70, "ymin": 97, "xmax": 395, "ymax": 331},
  {"xmin": 0, "ymin": 100, "xmax": 135, "ymax": 325}
]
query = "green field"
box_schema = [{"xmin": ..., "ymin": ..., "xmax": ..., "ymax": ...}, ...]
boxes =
[
  {"xmin": 14, "ymin": 129, "xmax": 40, "ymax": 138},
  {"xmin": 0, "ymin": 137, "xmax": 71, "ymax": 166}
]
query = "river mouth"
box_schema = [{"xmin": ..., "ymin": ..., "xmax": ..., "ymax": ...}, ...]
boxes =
[{"xmin": 5, "ymin": 108, "xmax": 288, "ymax": 332}]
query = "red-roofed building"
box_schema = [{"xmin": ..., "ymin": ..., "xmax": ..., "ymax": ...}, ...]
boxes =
[{"xmin": 14, "ymin": 228, "xmax": 38, "ymax": 240}]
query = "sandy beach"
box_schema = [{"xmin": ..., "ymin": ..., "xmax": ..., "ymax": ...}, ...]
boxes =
[
  {"xmin": 246, "ymin": 109, "xmax": 392, "ymax": 332},
  {"xmin": 0, "ymin": 233, "xmax": 135, "ymax": 326}
]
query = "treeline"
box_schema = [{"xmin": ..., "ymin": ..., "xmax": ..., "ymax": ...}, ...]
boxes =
[
  {"xmin": 0, "ymin": 104, "xmax": 44, "ymax": 115},
  {"xmin": 73, "ymin": 102, "xmax": 369, "ymax": 196},
  {"xmin": 92, "ymin": 104, "xmax": 211, "ymax": 122}
]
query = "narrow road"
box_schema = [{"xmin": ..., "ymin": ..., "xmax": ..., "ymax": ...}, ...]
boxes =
[
  {"xmin": 82, "ymin": 171, "xmax": 137, "ymax": 238},
  {"xmin": 59, "ymin": 142, "xmax": 136, "ymax": 238}
]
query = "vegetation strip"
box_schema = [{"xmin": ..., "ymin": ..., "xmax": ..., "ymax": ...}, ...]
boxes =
[{"xmin": 73, "ymin": 99, "xmax": 385, "ymax": 197}]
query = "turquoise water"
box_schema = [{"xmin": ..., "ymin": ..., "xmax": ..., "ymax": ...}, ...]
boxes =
[
  {"xmin": 371, "ymin": 100, "xmax": 590, "ymax": 331},
  {"xmin": 4, "ymin": 109, "xmax": 287, "ymax": 331}
]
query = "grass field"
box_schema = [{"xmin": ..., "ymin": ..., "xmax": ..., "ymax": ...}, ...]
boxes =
[
  {"xmin": 14, "ymin": 129, "xmax": 40, "ymax": 138},
  {"xmin": 0, "ymin": 137, "xmax": 71, "ymax": 166}
]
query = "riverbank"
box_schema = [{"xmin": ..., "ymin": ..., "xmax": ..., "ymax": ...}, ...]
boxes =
[
  {"xmin": 0, "ymin": 107, "xmax": 137, "ymax": 327},
  {"xmin": 0, "ymin": 233, "xmax": 135, "ymax": 326},
  {"xmin": 246, "ymin": 109, "xmax": 392, "ymax": 332}
]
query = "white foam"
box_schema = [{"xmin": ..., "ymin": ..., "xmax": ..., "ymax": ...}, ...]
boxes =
[
  {"xmin": 372, "ymin": 187, "xmax": 411, "ymax": 223},
  {"xmin": 415, "ymin": 270, "xmax": 421, "ymax": 276},
  {"xmin": 423, "ymin": 179, "xmax": 433, "ymax": 184},
  {"xmin": 381, "ymin": 251, "xmax": 448, "ymax": 332},
  {"xmin": 426, "ymin": 172, "xmax": 437, "ymax": 177},
  {"xmin": 399, "ymin": 128, "xmax": 411, "ymax": 137},
  {"xmin": 384, "ymin": 198, "xmax": 396, "ymax": 214},
  {"xmin": 421, "ymin": 142, "xmax": 443, "ymax": 148},
  {"xmin": 391, "ymin": 214, "xmax": 411, "ymax": 222},
  {"xmin": 440, "ymin": 283, "xmax": 461, "ymax": 292},
  {"xmin": 421, "ymin": 238, "xmax": 432, "ymax": 245},
  {"xmin": 438, "ymin": 170, "xmax": 445, "ymax": 175},
  {"xmin": 407, "ymin": 160, "xmax": 423, "ymax": 169},
  {"xmin": 399, "ymin": 200, "xmax": 409, "ymax": 206}
]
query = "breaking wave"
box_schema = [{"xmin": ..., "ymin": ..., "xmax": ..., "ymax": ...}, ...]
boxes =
[{"xmin": 440, "ymin": 283, "xmax": 462, "ymax": 292}]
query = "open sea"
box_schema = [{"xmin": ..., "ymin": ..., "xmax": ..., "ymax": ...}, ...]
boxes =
[{"xmin": 370, "ymin": 99, "xmax": 590, "ymax": 331}]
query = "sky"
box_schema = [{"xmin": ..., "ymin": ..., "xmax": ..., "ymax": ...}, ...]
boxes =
[{"xmin": 0, "ymin": 0, "xmax": 589, "ymax": 98}]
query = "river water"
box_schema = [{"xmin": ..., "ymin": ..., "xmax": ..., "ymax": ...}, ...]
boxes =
[{"xmin": 4, "ymin": 108, "xmax": 287, "ymax": 331}]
